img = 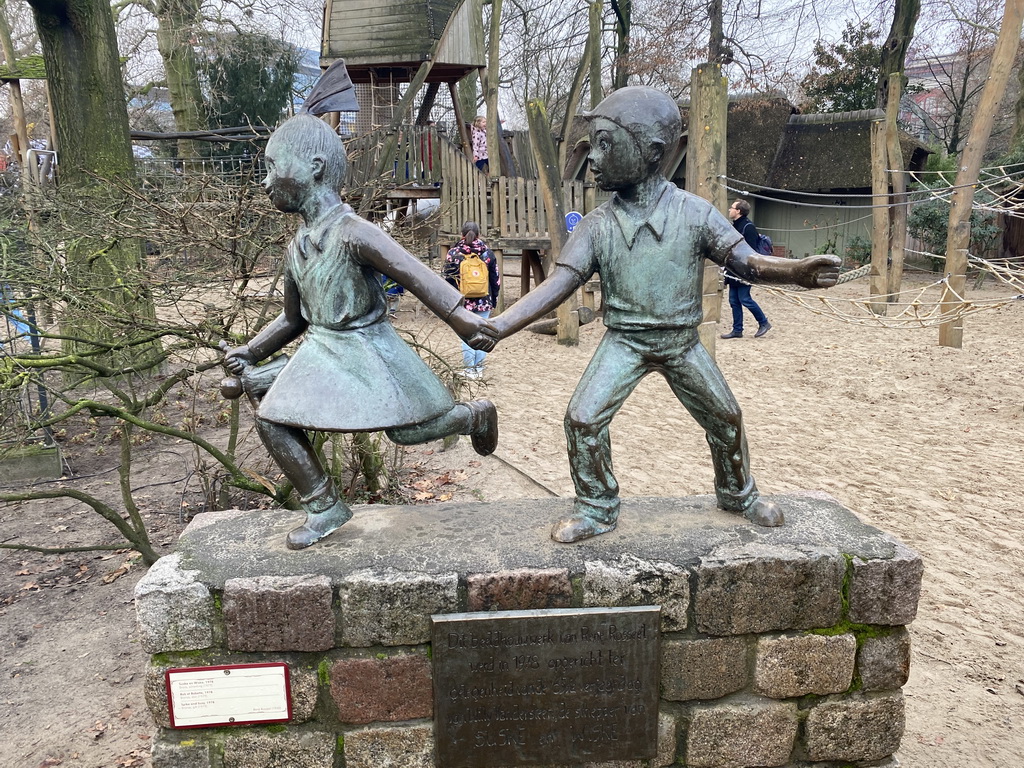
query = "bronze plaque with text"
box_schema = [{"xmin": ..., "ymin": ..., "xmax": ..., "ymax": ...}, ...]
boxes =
[{"xmin": 431, "ymin": 606, "xmax": 660, "ymax": 768}]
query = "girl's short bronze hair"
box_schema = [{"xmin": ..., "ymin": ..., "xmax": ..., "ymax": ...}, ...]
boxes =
[{"xmin": 268, "ymin": 114, "xmax": 348, "ymax": 189}]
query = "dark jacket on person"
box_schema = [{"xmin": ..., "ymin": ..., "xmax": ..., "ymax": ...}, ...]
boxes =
[
  {"xmin": 733, "ymin": 215, "xmax": 760, "ymax": 249},
  {"xmin": 726, "ymin": 215, "xmax": 760, "ymax": 286}
]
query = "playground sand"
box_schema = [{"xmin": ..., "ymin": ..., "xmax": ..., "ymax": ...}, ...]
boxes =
[
  {"xmin": 0, "ymin": 271, "xmax": 1019, "ymax": 768},
  {"xmin": 469, "ymin": 271, "xmax": 1023, "ymax": 767}
]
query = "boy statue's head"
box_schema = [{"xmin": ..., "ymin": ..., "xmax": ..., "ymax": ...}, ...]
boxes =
[
  {"xmin": 583, "ymin": 86, "xmax": 681, "ymax": 191},
  {"xmin": 263, "ymin": 114, "xmax": 348, "ymax": 212}
]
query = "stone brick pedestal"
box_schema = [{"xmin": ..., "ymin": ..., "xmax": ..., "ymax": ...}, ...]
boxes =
[{"xmin": 136, "ymin": 492, "xmax": 921, "ymax": 768}]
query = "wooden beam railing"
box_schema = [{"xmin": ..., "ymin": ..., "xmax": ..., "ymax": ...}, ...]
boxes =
[{"xmin": 344, "ymin": 124, "xmax": 447, "ymax": 190}]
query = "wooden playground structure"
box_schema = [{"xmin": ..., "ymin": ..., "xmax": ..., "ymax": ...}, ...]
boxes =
[{"xmin": 322, "ymin": 0, "xmax": 617, "ymax": 339}]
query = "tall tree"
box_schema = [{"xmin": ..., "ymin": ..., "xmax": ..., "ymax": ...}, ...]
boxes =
[
  {"xmin": 151, "ymin": 0, "xmax": 207, "ymax": 158},
  {"xmin": 610, "ymin": 0, "xmax": 631, "ymax": 89},
  {"xmin": 800, "ymin": 21, "xmax": 882, "ymax": 113},
  {"xmin": 25, "ymin": 0, "xmax": 159, "ymax": 366},
  {"xmin": 876, "ymin": 0, "xmax": 921, "ymax": 110},
  {"xmin": 201, "ymin": 31, "xmax": 300, "ymax": 129},
  {"xmin": 908, "ymin": 1, "xmax": 1007, "ymax": 157}
]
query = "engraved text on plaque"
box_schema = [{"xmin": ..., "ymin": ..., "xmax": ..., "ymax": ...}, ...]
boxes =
[{"xmin": 431, "ymin": 606, "xmax": 660, "ymax": 767}]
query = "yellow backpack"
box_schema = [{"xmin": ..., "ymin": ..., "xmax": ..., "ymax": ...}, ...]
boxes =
[{"xmin": 459, "ymin": 252, "xmax": 489, "ymax": 298}]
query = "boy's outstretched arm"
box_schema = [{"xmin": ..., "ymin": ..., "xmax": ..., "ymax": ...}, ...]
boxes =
[
  {"xmin": 726, "ymin": 245, "xmax": 841, "ymax": 289},
  {"xmin": 490, "ymin": 233, "xmax": 592, "ymax": 339}
]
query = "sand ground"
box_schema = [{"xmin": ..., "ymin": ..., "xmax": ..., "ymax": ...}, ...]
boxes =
[{"xmin": 1, "ymin": 270, "xmax": 1021, "ymax": 766}]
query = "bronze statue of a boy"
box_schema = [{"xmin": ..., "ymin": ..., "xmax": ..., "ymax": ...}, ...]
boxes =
[
  {"xmin": 491, "ymin": 86, "xmax": 841, "ymax": 543},
  {"xmin": 223, "ymin": 114, "xmax": 498, "ymax": 549}
]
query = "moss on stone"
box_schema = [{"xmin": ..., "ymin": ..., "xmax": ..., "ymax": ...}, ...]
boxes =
[{"xmin": 317, "ymin": 658, "xmax": 331, "ymax": 686}]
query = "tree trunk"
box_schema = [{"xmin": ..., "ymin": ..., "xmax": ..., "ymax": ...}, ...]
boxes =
[
  {"xmin": 610, "ymin": 0, "xmax": 631, "ymax": 90},
  {"xmin": 154, "ymin": 0, "xmax": 206, "ymax": 159},
  {"xmin": 686, "ymin": 63, "xmax": 727, "ymax": 356},
  {"xmin": 876, "ymin": 0, "xmax": 920, "ymax": 110},
  {"xmin": 526, "ymin": 99, "xmax": 578, "ymax": 346},
  {"xmin": 708, "ymin": 0, "xmax": 725, "ymax": 63},
  {"xmin": 938, "ymin": 0, "xmax": 1024, "ymax": 348},
  {"xmin": 589, "ymin": 0, "xmax": 603, "ymax": 108},
  {"xmin": 27, "ymin": 0, "xmax": 160, "ymax": 370},
  {"xmin": 28, "ymin": 0, "xmax": 134, "ymax": 185}
]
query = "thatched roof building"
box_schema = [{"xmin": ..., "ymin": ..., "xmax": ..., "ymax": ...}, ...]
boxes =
[
  {"xmin": 766, "ymin": 111, "xmax": 931, "ymax": 192},
  {"xmin": 565, "ymin": 95, "xmax": 931, "ymax": 194}
]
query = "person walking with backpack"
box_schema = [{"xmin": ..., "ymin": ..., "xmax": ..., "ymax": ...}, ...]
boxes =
[
  {"xmin": 444, "ymin": 221, "xmax": 501, "ymax": 379},
  {"xmin": 722, "ymin": 199, "xmax": 772, "ymax": 339}
]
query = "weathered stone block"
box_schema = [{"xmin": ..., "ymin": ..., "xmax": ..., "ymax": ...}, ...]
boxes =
[
  {"xmin": 151, "ymin": 740, "xmax": 212, "ymax": 768},
  {"xmin": 135, "ymin": 554, "xmax": 214, "ymax": 653},
  {"xmin": 223, "ymin": 575, "xmax": 334, "ymax": 652},
  {"xmin": 858, "ymin": 628, "xmax": 912, "ymax": 691},
  {"xmin": 848, "ymin": 542, "xmax": 923, "ymax": 625},
  {"xmin": 343, "ymin": 723, "xmax": 434, "ymax": 768},
  {"xmin": 582, "ymin": 554, "xmax": 690, "ymax": 631},
  {"xmin": 338, "ymin": 569, "xmax": 458, "ymax": 646},
  {"xmin": 803, "ymin": 692, "xmax": 905, "ymax": 762},
  {"xmin": 685, "ymin": 699, "xmax": 798, "ymax": 768},
  {"xmin": 467, "ymin": 567, "xmax": 573, "ymax": 611},
  {"xmin": 693, "ymin": 545, "xmax": 843, "ymax": 635},
  {"xmin": 654, "ymin": 710, "xmax": 681, "ymax": 767},
  {"xmin": 662, "ymin": 636, "xmax": 749, "ymax": 701},
  {"xmin": 289, "ymin": 665, "xmax": 321, "ymax": 723},
  {"xmin": 330, "ymin": 654, "xmax": 432, "ymax": 723},
  {"xmin": 753, "ymin": 633, "xmax": 856, "ymax": 698},
  {"xmin": 222, "ymin": 729, "xmax": 335, "ymax": 768}
]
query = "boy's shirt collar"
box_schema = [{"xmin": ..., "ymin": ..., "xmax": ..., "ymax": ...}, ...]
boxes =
[{"xmin": 609, "ymin": 179, "xmax": 673, "ymax": 248}]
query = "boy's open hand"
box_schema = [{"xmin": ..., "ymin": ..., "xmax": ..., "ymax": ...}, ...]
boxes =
[
  {"xmin": 451, "ymin": 308, "xmax": 499, "ymax": 351},
  {"xmin": 795, "ymin": 254, "xmax": 842, "ymax": 289}
]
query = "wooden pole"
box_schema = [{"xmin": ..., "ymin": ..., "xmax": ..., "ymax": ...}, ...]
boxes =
[
  {"xmin": 589, "ymin": 0, "xmax": 603, "ymax": 109},
  {"xmin": 885, "ymin": 73, "xmax": 907, "ymax": 301},
  {"xmin": 686, "ymin": 63, "xmax": 727, "ymax": 357},
  {"xmin": 938, "ymin": 0, "xmax": 1024, "ymax": 349},
  {"xmin": 526, "ymin": 98, "xmax": 579, "ymax": 346},
  {"xmin": 558, "ymin": 14, "xmax": 596, "ymax": 171},
  {"xmin": 484, "ymin": 0, "xmax": 502, "ymax": 179},
  {"xmin": 869, "ymin": 115, "xmax": 889, "ymax": 314}
]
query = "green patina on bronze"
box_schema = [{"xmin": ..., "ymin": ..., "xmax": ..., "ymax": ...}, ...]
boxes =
[
  {"xmin": 219, "ymin": 109, "xmax": 500, "ymax": 551},
  {"xmin": 491, "ymin": 86, "xmax": 843, "ymax": 544}
]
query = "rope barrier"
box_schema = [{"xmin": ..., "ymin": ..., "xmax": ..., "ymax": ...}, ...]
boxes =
[{"xmin": 722, "ymin": 249, "xmax": 1024, "ymax": 329}]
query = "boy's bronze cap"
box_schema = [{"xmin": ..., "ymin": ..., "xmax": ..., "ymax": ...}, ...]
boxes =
[{"xmin": 581, "ymin": 86, "xmax": 681, "ymax": 147}]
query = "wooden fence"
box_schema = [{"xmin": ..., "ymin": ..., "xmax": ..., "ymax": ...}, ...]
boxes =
[
  {"xmin": 344, "ymin": 124, "xmax": 446, "ymax": 189},
  {"xmin": 343, "ymin": 123, "xmax": 607, "ymax": 245}
]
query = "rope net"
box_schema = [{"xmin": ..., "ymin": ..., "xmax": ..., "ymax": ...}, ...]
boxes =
[{"xmin": 727, "ymin": 251, "xmax": 1023, "ymax": 329}]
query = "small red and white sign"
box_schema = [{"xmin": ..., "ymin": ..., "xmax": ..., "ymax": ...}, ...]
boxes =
[{"xmin": 166, "ymin": 663, "xmax": 292, "ymax": 728}]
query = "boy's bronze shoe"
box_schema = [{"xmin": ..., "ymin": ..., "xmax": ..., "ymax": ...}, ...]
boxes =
[{"xmin": 551, "ymin": 513, "xmax": 617, "ymax": 543}]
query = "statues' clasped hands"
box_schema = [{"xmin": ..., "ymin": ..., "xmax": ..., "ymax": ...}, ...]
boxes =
[{"xmin": 448, "ymin": 310, "xmax": 499, "ymax": 352}]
